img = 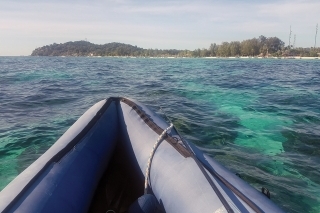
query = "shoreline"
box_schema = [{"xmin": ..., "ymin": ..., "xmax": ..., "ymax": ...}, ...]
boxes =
[
  {"xmin": 1, "ymin": 56, "xmax": 319, "ymax": 60},
  {"xmin": 88, "ymin": 56, "xmax": 320, "ymax": 59},
  {"xmin": 204, "ymin": 56, "xmax": 319, "ymax": 60}
]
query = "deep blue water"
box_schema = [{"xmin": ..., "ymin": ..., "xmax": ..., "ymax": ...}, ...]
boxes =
[{"xmin": 0, "ymin": 57, "xmax": 320, "ymax": 212}]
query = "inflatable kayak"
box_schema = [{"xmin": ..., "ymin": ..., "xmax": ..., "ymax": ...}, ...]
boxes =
[{"xmin": 0, "ymin": 97, "xmax": 284, "ymax": 213}]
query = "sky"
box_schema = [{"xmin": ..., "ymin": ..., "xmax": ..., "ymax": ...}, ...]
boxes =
[{"xmin": 0, "ymin": 0, "xmax": 319, "ymax": 56}]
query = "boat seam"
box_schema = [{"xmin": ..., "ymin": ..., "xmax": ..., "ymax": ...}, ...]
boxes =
[{"xmin": 120, "ymin": 98, "xmax": 192, "ymax": 158}]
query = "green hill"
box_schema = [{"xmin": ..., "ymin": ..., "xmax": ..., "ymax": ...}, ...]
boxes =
[{"xmin": 31, "ymin": 41, "xmax": 146, "ymax": 57}]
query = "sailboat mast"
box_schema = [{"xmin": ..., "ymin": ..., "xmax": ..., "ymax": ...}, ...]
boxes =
[
  {"xmin": 289, "ymin": 25, "xmax": 292, "ymax": 49},
  {"xmin": 315, "ymin": 23, "xmax": 318, "ymax": 48}
]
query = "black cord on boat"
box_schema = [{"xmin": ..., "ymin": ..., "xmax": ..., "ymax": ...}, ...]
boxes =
[
  {"xmin": 172, "ymin": 126, "xmax": 235, "ymax": 213},
  {"xmin": 155, "ymin": 101, "xmax": 234, "ymax": 213},
  {"xmin": 201, "ymin": 161, "xmax": 264, "ymax": 213}
]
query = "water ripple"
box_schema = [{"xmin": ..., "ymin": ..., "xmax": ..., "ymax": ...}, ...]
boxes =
[{"xmin": 0, "ymin": 57, "xmax": 319, "ymax": 212}]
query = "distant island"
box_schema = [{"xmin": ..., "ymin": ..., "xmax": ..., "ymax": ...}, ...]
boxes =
[{"xmin": 31, "ymin": 36, "xmax": 319, "ymax": 58}]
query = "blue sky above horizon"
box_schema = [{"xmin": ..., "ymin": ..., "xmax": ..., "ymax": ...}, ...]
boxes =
[{"xmin": 0, "ymin": 0, "xmax": 319, "ymax": 56}]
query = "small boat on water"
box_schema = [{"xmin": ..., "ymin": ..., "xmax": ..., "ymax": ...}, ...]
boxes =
[{"xmin": 0, "ymin": 97, "xmax": 285, "ymax": 213}]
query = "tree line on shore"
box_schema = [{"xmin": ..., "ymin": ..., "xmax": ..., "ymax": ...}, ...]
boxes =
[{"xmin": 31, "ymin": 36, "xmax": 320, "ymax": 57}]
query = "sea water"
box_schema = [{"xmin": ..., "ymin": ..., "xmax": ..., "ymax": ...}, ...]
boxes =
[{"xmin": 0, "ymin": 57, "xmax": 319, "ymax": 212}]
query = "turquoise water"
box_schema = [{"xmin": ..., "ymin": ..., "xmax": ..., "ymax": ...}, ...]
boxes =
[{"xmin": 0, "ymin": 57, "xmax": 319, "ymax": 212}]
